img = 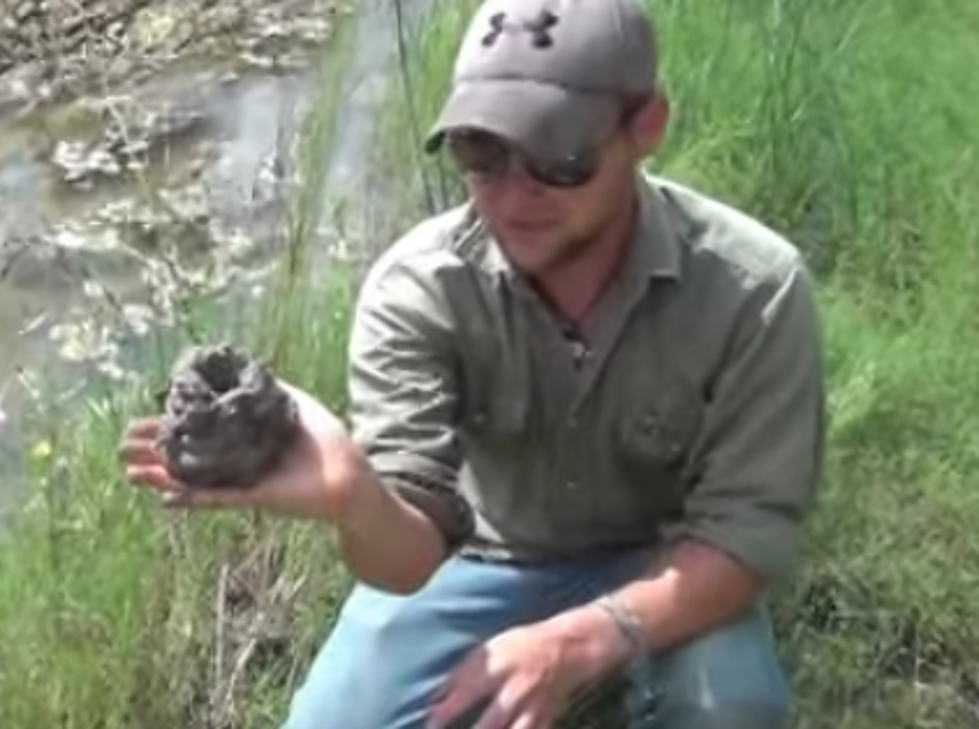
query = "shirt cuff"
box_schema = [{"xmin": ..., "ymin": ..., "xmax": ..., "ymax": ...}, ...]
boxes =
[
  {"xmin": 367, "ymin": 451, "xmax": 474, "ymax": 552},
  {"xmin": 666, "ymin": 505, "xmax": 802, "ymax": 586}
]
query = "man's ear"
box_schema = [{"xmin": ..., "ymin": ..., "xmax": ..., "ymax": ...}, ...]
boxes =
[{"xmin": 629, "ymin": 91, "xmax": 670, "ymax": 157}]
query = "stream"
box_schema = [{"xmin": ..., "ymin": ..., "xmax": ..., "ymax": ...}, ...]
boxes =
[{"xmin": 0, "ymin": 0, "xmax": 435, "ymax": 521}]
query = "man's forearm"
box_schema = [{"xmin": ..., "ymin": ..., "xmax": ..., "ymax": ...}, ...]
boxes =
[
  {"xmin": 547, "ymin": 539, "xmax": 764, "ymax": 674},
  {"xmin": 331, "ymin": 454, "xmax": 448, "ymax": 594}
]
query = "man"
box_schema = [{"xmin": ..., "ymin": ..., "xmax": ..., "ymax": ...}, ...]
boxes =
[{"xmin": 121, "ymin": 0, "xmax": 826, "ymax": 726}]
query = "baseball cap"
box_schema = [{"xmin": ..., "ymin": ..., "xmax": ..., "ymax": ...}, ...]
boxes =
[{"xmin": 423, "ymin": 0, "xmax": 658, "ymax": 161}]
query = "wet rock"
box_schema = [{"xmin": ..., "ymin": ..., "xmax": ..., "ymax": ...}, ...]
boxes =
[
  {"xmin": 130, "ymin": 4, "xmax": 196, "ymax": 53},
  {"xmin": 0, "ymin": 233, "xmax": 80, "ymax": 291},
  {"xmin": 49, "ymin": 95, "xmax": 209, "ymax": 187},
  {"xmin": 0, "ymin": 0, "xmax": 154, "ymax": 106},
  {"xmin": 98, "ymin": 187, "xmax": 213, "ymax": 256},
  {"xmin": 155, "ymin": 343, "xmax": 300, "ymax": 489}
]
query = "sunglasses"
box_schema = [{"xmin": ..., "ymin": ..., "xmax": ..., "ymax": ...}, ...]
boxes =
[
  {"xmin": 445, "ymin": 129, "xmax": 608, "ymax": 189},
  {"xmin": 442, "ymin": 96, "xmax": 650, "ymax": 189}
]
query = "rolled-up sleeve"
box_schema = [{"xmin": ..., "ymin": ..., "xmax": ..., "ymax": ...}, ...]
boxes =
[
  {"xmin": 677, "ymin": 259, "xmax": 827, "ymax": 585},
  {"xmin": 346, "ymin": 252, "xmax": 474, "ymax": 551}
]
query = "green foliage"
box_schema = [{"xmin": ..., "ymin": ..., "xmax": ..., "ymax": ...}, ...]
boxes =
[{"xmin": 0, "ymin": 11, "xmax": 360, "ymax": 729}]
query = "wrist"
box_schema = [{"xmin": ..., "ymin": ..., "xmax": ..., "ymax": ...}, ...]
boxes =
[
  {"xmin": 327, "ymin": 455, "xmax": 447, "ymax": 595},
  {"xmin": 592, "ymin": 593, "xmax": 648, "ymax": 662},
  {"xmin": 545, "ymin": 600, "xmax": 636, "ymax": 680},
  {"xmin": 330, "ymin": 453, "xmax": 383, "ymax": 531}
]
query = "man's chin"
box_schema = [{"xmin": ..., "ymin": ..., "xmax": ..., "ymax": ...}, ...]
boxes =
[
  {"xmin": 498, "ymin": 239, "xmax": 562, "ymax": 276},
  {"xmin": 489, "ymin": 221, "xmax": 586, "ymax": 276}
]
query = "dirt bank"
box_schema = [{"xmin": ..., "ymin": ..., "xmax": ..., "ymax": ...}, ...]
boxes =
[{"xmin": 0, "ymin": 0, "xmax": 340, "ymax": 116}]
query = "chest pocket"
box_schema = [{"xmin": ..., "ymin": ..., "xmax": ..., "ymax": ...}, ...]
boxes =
[
  {"xmin": 456, "ymin": 320, "xmax": 533, "ymax": 445},
  {"xmin": 461, "ymin": 382, "xmax": 529, "ymax": 441},
  {"xmin": 618, "ymin": 403, "xmax": 689, "ymax": 469},
  {"xmin": 612, "ymin": 366, "xmax": 704, "ymax": 520}
]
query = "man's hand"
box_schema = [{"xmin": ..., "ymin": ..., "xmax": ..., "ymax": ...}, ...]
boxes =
[
  {"xmin": 428, "ymin": 607, "xmax": 628, "ymax": 729},
  {"xmin": 119, "ymin": 381, "xmax": 360, "ymax": 521}
]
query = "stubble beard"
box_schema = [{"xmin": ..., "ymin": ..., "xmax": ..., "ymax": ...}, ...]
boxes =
[{"xmin": 531, "ymin": 208, "xmax": 617, "ymax": 279}]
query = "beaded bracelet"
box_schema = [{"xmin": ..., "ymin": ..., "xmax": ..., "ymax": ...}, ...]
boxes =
[{"xmin": 594, "ymin": 594, "xmax": 647, "ymax": 659}]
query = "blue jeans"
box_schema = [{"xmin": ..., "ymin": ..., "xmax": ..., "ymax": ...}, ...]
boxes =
[{"xmin": 282, "ymin": 546, "xmax": 789, "ymax": 728}]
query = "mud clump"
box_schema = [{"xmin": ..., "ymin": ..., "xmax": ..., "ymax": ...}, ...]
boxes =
[{"xmin": 156, "ymin": 343, "xmax": 300, "ymax": 489}]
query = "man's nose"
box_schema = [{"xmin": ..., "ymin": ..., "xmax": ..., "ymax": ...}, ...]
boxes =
[{"xmin": 494, "ymin": 155, "xmax": 547, "ymax": 196}]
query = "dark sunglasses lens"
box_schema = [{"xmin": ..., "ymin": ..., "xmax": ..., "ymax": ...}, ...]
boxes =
[
  {"xmin": 446, "ymin": 131, "xmax": 600, "ymax": 188},
  {"xmin": 447, "ymin": 132, "xmax": 510, "ymax": 177},
  {"xmin": 528, "ymin": 151, "xmax": 599, "ymax": 188}
]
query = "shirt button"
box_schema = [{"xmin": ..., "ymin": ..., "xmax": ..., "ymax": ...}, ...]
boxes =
[{"xmin": 566, "ymin": 480, "xmax": 578, "ymax": 490}]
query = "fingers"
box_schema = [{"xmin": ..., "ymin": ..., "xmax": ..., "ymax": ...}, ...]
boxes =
[
  {"xmin": 126, "ymin": 463, "xmax": 257, "ymax": 510},
  {"xmin": 125, "ymin": 462, "xmax": 181, "ymax": 493},
  {"xmin": 432, "ymin": 690, "xmax": 536, "ymax": 729},
  {"xmin": 429, "ymin": 658, "xmax": 495, "ymax": 728},
  {"xmin": 472, "ymin": 682, "xmax": 538, "ymax": 729},
  {"xmin": 123, "ymin": 416, "xmax": 161, "ymax": 440},
  {"xmin": 118, "ymin": 416, "xmax": 164, "ymax": 469},
  {"xmin": 118, "ymin": 438, "xmax": 162, "ymax": 468},
  {"xmin": 126, "ymin": 462, "xmax": 258, "ymax": 511},
  {"xmin": 119, "ymin": 417, "xmax": 168, "ymax": 483},
  {"xmin": 118, "ymin": 416, "xmax": 184, "ymax": 496},
  {"xmin": 510, "ymin": 712, "xmax": 547, "ymax": 729},
  {"xmin": 117, "ymin": 412, "xmax": 271, "ymax": 515},
  {"xmin": 161, "ymin": 486, "xmax": 254, "ymax": 510},
  {"xmin": 470, "ymin": 698, "xmax": 514, "ymax": 729}
]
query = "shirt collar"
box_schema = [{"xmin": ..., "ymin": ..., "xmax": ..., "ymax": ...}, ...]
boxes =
[{"xmin": 628, "ymin": 171, "xmax": 684, "ymax": 280}]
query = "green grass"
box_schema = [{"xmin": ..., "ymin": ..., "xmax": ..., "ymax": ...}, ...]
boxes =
[
  {"xmin": 0, "ymin": 282, "xmax": 356, "ymax": 728},
  {"xmin": 3, "ymin": 0, "xmax": 979, "ymax": 727},
  {"xmin": 0, "ymin": 8, "xmax": 361, "ymax": 727}
]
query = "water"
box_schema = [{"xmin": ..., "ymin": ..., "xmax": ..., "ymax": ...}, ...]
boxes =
[
  {"xmin": 0, "ymin": 0, "xmax": 436, "ymax": 519},
  {"xmin": 0, "ymin": 70, "xmax": 308, "ymax": 418}
]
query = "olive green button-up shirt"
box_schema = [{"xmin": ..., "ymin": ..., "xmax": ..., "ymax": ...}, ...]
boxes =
[{"xmin": 346, "ymin": 172, "xmax": 826, "ymax": 585}]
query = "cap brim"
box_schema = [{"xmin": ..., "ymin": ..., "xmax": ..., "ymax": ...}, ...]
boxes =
[{"xmin": 423, "ymin": 79, "xmax": 619, "ymax": 159}]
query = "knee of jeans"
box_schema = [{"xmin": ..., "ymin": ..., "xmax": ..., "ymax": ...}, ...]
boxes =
[
  {"xmin": 634, "ymin": 609, "xmax": 790, "ymax": 729},
  {"xmin": 280, "ymin": 587, "xmax": 467, "ymax": 729},
  {"xmin": 657, "ymin": 698, "xmax": 789, "ymax": 729},
  {"xmin": 282, "ymin": 649, "xmax": 435, "ymax": 729}
]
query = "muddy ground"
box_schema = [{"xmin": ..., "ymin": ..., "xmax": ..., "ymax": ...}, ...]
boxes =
[
  {"xmin": 0, "ymin": 0, "xmax": 348, "ymax": 370},
  {"xmin": 0, "ymin": 0, "xmax": 338, "ymax": 112},
  {"xmin": 0, "ymin": 0, "xmax": 343, "ymax": 190}
]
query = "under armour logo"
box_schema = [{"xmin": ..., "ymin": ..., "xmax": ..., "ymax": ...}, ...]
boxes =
[{"xmin": 481, "ymin": 10, "xmax": 560, "ymax": 49}]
